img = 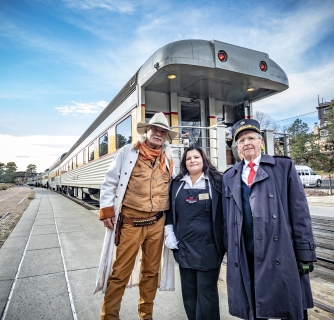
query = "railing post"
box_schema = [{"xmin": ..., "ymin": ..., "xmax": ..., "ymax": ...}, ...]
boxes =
[
  {"xmin": 217, "ymin": 123, "xmax": 227, "ymax": 172},
  {"xmin": 263, "ymin": 129, "xmax": 274, "ymax": 155},
  {"xmin": 283, "ymin": 133, "xmax": 290, "ymax": 157},
  {"xmin": 329, "ymin": 175, "xmax": 333, "ymax": 196}
]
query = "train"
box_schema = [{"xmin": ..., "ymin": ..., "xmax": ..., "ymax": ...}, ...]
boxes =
[{"xmin": 27, "ymin": 39, "xmax": 289, "ymax": 201}]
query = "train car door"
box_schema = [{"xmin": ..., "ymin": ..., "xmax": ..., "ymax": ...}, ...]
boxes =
[{"xmin": 179, "ymin": 100, "xmax": 207, "ymax": 151}]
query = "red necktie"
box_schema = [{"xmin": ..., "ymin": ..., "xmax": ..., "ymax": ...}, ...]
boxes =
[{"xmin": 248, "ymin": 162, "xmax": 256, "ymax": 187}]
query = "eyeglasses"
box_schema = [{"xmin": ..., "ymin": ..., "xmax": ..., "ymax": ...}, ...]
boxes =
[
  {"xmin": 237, "ymin": 136, "xmax": 262, "ymax": 145},
  {"xmin": 148, "ymin": 126, "xmax": 167, "ymax": 136}
]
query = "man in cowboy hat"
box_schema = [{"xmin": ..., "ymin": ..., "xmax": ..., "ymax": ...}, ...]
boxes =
[
  {"xmin": 222, "ymin": 118, "xmax": 316, "ymax": 320},
  {"xmin": 98, "ymin": 112, "xmax": 177, "ymax": 320}
]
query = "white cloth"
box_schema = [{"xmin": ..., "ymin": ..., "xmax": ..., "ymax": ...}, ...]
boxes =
[
  {"xmin": 159, "ymin": 244, "xmax": 176, "ymax": 291},
  {"xmin": 178, "ymin": 173, "xmax": 212, "ymax": 197},
  {"xmin": 241, "ymin": 154, "xmax": 261, "ymax": 185},
  {"xmin": 94, "ymin": 143, "xmax": 175, "ymax": 294}
]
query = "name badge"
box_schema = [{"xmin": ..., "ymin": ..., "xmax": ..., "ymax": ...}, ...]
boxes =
[{"xmin": 198, "ymin": 193, "xmax": 209, "ymax": 200}]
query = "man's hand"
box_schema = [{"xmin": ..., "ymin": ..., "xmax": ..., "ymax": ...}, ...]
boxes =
[
  {"xmin": 103, "ymin": 217, "xmax": 116, "ymax": 230},
  {"xmin": 298, "ymin": 261, "xmax": 314, "ymax": 276}
]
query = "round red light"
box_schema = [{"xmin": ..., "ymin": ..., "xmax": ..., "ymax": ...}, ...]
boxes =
[
  {"xmin": 218, "ymin": 50, "xmax": 227, "ymax": 62},
  {"xmin": 260, "ymin": 61, "xmax": 267, "ymax": 72}
]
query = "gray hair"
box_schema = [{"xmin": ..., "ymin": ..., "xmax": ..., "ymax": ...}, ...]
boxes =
[{"xmin": 138, "ymin": 134, "xmax": 173, "ymax": 160}]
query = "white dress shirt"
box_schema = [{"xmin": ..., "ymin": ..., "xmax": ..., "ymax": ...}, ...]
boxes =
[
  {"xmin": 177, "ymin": 173, "xmax": 212, "ymax": 198},
  {"xmin": 241, "ymin": 154, "xmax": 261, "ymax": 185}
]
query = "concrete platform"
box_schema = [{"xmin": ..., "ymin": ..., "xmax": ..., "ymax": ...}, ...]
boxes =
[{"xmin": 0, "ymin": 189, "xmax": 234, "ymax": 320}]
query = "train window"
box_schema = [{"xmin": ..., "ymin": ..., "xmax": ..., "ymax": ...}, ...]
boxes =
[
  {"xmin": 181, "ymin": 102, "xmax": 201, "ymax": 146},
  {"xmin": 99, "ymin": 133, "xmax": 108, "ymax": 157},
  {"xmin": 88, "ymin": 144, "xmax": 94, "ymax": 162},
  {"xmin": 75, "ymin": 155, "xmax": 78, "ymax": 168},
  {"xmin": 145, "ymin": 113, "xmax": 155, "ymax": 123},
  {"xmin": 83, "ymin": 149, "xmax": 86, "ymax": 164},
  {"xmin": 116, "ymin": 116, "xmax": 132, "ymax": 150}
]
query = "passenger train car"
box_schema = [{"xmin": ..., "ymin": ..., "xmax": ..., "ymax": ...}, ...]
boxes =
[{"xmin": 44, "ymin": 39, "xmax": 289, "ymax": 200}]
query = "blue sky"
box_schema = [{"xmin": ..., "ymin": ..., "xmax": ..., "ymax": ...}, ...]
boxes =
[{"xmin": 1, "ymin": 0, "xmax": 334, "ymax": 171}]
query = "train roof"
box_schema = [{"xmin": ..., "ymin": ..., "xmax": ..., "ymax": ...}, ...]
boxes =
[
  {"xmin": 138, "ymin": 39, "xmax": 288, "ymax": 102},
  {"xmin": 62, "ymin": 39, "xmax": 289, "ymax": 163}
]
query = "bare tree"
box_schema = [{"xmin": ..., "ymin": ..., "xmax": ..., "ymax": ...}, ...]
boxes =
[{"xmin": 254, "ymin": 111, "xmax": 281, "ymax": 132}]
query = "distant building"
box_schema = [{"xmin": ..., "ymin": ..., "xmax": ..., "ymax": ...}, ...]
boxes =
[
  {"xmin": 314, "ymin": 96, "xmax": 333, "ymax": 152},
  {"xmin": 16, "ymin": 171, "xmax": 26, "ymax": 184},
  {"xmin": 317, "ymin": 96, "xmax": 332, "ymax": 127}
]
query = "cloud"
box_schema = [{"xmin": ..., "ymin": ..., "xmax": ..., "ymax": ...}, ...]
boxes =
[
  {"xmin": 55, "ymin": 100, "xmax": 108, "ymax": 116},
  {"xmin": 0, "ymin": 134, "xmax": 79, "ymax": 172},
  {"xmin": 61, "ymin": 0, "xmax": 135, "ymax": 13},
  {"xmin": 253, "ymin": 60, "xmax": 334, "ymax": 131}
]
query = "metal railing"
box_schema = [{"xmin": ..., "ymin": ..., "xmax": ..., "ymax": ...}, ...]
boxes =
[
  {"xmin": 316, "ymin": 175, "xmax": 333, "ymax": 195},
  {"xmin": 170, "ymin": 124, "xmax": 230, "ymax": 172}
]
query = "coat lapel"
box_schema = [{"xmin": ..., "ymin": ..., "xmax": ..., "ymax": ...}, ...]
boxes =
[
  {"xmin": 226, "ymin": 162, "xmax": 243, "ymax": 213},
  {"xmin": 252, "ymin": 154, "xmax": 274, "ymax": 185}
]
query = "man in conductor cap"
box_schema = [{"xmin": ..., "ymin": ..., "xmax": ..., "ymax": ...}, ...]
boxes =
[
  {"xmin": 95, "ymin": 112, "xmax": 177, "ymax": 320},
  {"xmin": 222, "ymin": 118, "xmax": 317, "ymax": 320}
]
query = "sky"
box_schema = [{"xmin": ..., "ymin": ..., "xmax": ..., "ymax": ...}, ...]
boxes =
[{"xmin": 1, "ymin": 0, "xmax": 334, "ymax": 172}]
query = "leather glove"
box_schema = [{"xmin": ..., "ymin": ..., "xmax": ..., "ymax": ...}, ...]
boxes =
[
  {"xmin": 164, "ymin": 225, "xmax": 179, "ymax": 249},
  {"xmin": 298, "ymin": 261, "xmax": 314, "ymax": 276}
]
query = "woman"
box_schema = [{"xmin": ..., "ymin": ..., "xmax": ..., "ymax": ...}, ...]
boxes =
[{"xmin": 164, "ymin": 146, "xmax": 225, "ymax": 320}]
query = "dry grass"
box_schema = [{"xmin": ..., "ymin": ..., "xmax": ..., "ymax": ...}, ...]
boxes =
[{"xmin": 0, "ymin": 183, "xmax": 13, "ymax": 190}]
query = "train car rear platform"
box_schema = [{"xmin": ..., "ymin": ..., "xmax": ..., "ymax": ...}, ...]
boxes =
[{"xmin": 0, "ymin": 188, "xmax": 233, "ymax": 320}]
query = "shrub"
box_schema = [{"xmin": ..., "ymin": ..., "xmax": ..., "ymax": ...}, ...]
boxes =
[
  {"xmin": 27, "ymin": 188, "xmax": 35, "ymax": 199},
  {"xmin": 0, "ymin": 183, "xmax": 13, "ymax": 190}
]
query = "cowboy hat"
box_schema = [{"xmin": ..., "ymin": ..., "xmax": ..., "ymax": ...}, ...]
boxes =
[{"xmin": 137, "ymin": 112, "xmax": 178, "ymax": 141}]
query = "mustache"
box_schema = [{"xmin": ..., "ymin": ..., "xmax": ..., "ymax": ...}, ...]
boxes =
[{"xmin": 152, "ymin": 135, "xmax": 163, "ymax": 140}]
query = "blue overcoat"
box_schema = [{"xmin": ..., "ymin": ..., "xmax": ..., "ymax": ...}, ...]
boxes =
[{"xmin": 222, "ymin": 154, "xmax": 317, "ymax": 320}]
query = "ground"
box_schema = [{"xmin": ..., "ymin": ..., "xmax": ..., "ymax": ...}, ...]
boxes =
[{"xmin": 0, "ymin": 186, "xmax": 32, "ymax": 249}]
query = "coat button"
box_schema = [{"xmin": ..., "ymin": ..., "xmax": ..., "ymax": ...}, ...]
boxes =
[
  {"xmin": 124, "ymin": 172, "xmax": 127, "ymax": 175},
  {"xmin": 269, "ymin": 193, "xmax": 274, "ymax": 198},
  {"xmin": 275, "ymin": 260, "xmax": 280, "ymax": 265},
  {"xmin": 235, "ymin": 263, "xmax": 238, "ymax": 267},
  {"xmin": 121, "ymin": 184, "xmax": 123, "ymax": 186},
  {"xmin": 235, "ymin": 242, "xmax": 238, "ymax": 246},
  {"xmin": 130, "ymin": 161, "xmax": 132, "ymax": 163},
  {"xmin": 273, "ymin": 236, "xmax": 279, "ymax": 241},
  {"xmin": 272, "ymin": 214, "xmax": 277, "ymax": 219}
]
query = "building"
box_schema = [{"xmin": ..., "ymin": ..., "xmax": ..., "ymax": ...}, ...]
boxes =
[
  {"xmin": 16, "ymin": 171, "xmax": 26, "ymax": 185},
  {"xmin": 314, "ymin": 96, "xmax": 333, "ymax": 152}
]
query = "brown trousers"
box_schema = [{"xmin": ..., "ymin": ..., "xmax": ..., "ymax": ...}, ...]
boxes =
[{"xmin": 100, "ymin": 214, "xmax": 165, "ymax": 320}]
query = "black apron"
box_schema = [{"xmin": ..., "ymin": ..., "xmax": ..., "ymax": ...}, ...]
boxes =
[{"xmin": 173, "ymin": 180, "xmax": 221, "ymax": 270}]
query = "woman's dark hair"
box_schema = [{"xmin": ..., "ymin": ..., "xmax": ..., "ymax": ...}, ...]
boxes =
[{"xmin": 176, "ymin": 145, "xmax": 223, "ymax": 193}]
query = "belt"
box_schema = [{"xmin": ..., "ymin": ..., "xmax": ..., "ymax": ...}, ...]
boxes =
[{"xmin": 121, "ymin": 211, "xmax": 165, "ymax": 227}]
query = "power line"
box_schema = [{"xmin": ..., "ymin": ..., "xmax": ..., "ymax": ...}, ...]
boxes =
[{"xmin": 276, "ymin": 111, "xmax": 318, "ymax": 122}]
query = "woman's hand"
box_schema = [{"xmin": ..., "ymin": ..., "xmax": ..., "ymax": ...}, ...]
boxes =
[{"xmin": 164, "ymin": 224, "xmax": 179, "ymax": 249}]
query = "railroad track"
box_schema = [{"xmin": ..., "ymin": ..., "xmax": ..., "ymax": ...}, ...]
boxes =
[{"xmin": 55, "ymin": 190, "xmax": 100, "ymax": 210}]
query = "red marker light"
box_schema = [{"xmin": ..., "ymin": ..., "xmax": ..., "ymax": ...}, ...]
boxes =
[
  {"xmin": 260, "ymin": 61, "xmax": 267, "ymax": 72},
  {"xmin": 218, "ymin": 50, "xmax": 227, "ymax": 62}
]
